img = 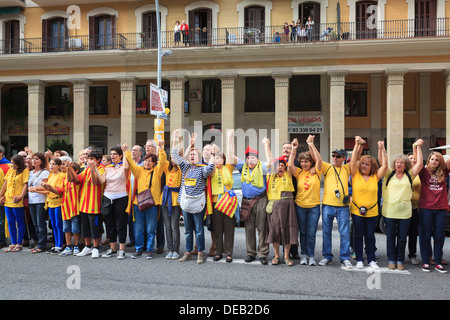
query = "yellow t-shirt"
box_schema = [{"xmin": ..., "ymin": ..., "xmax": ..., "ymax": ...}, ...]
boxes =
[
  {"xmin": 46, "ymin": 172, "xmax": 65, "ymax": 208},
  {"xmin": 163, "ymin": 163, "xmax": 182, "ymax": 206},
  {"xmin": 266, "ymin": 171, "xmax": 295, "ymax": 201},
  {"xmin": 293, "ymin": 166, "xmax": 322, "ymax": 208},
  {"xmin": 411, "ymin": 175, "xmax": 421, "ymax": 210},
  {"xmin": 322, "ymin": 162, "xmax": 350, "ymax": 207},
  {"xmin": 351, "ymin": 171, "xmax": 379, "ymax": 218},
  {"xmin": 211, "ymin": 164, "xmax": 234, "ymax": 202},
  {"xmin": 4, "ymin": 168, "xmax": 29, "ymax": 208},
  {"xmin": 382, "ymin": 168, "xmax": 415, "ymax": 219}
]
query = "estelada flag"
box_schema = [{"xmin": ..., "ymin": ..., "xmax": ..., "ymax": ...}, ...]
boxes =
[{"xmin": 214, "ymin": 190, "xmax": 238, "ymax": 218}]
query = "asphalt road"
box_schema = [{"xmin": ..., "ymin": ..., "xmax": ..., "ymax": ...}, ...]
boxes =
[{"xmin": 0, "ymin": 218, "xmax": 449, "ymax": 306}]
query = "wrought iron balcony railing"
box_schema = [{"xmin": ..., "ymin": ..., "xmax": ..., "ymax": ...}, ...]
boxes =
[{"xmin": 1, "ymin": 18, "xmax": 449, "ymax": 55}]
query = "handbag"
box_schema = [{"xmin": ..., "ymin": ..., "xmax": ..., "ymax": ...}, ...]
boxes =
[
  {"xmin": 101, "ymin": 196, "xmax": 112, "ymax": 216},
  {"xmin": 136, "ymin": 171, "xmax": 155, "ymax": 211},
  {"xmin": 180, "ymin": 185, "xmax": 205, "ymax": 214}
]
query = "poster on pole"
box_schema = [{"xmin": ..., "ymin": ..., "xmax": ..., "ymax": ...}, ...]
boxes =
[{"xmin": 150, "ymin": 83, "xmax": 168, "ymax": 118}]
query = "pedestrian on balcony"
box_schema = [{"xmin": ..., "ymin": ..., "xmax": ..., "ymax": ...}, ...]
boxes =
[
  {"xmin": 298, "ymin": 24, "xmax": 307, "ymax": 42},
  {"xmin": 283, "ymin": 22, "xmax": 289, "ymax": 42},
  {"xmin": 289, "ymin": 20, "xmax": 297, "ymax": 42},
  {"xmin": 174, "ymin": 20, "xmax": 181, "ymax": 46},
  {"xmin": 181, "ymin": 20, "xmax": 189, "ymax": 46},
  {"xmin": 306, "ymin": 16, "xmax": 315, "ymax": 41},
  {"xmin": 288, "ymin": 135, "xmax": 322, "ymax": 266},
  {"xmin": 414, "ymin": 143, "xmax": 450, "ymax": 273},
  {"xmin": 381, "ymin": 142, "xmax": 423, "ymax": 271},
  {"xmin": 350, "ymin": 137, "xmax": 388, "ymax": 270}
]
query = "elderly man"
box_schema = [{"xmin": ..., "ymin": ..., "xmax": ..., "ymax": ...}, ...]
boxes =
[{"xmin": 131, "ymin": 145, "xmax": 144, "ymax": 166}]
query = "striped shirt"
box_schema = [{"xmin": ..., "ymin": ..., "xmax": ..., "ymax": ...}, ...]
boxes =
[
  {"xmin": 57, "ymin": 174, "xmax": 80, "ymax": 221},
  {"xmin": 171, "ymin": 148, "xmax": 214, "ymax": 204},
  {"xmin": 78, "ymin": 164, "xmax": 105, "ymax": 214}
]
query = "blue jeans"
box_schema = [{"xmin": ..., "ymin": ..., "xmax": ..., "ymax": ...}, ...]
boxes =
[
  {"xmin": 5, "ymin": 206, "xmax": 26, "ymax": 245},
  {"xmin": 321, "ymin": 205, "xmax": 351, "ymax": 262},
  {"xmin": 384, "ymin": 216, "xmax": 411, "ymax": 264},
  {"xmin": 29, "ymin": 203, "xmax": 47, "ymax": 250},
  {"xmin": 133, "ymin": 205, "xmax": 159, "ymax": 252},
  {"xmin": 48, "ymin": 206, "xmax": 64, "ymax": 248},
  {"xmin": 296, "ymin": 204, "xmax": 320, "ymax": 257},
  {"xmin": 418, "ymin": 208, "xmax": 447, "ymax": 265},
  {"xmin": 183, "ymin": 208, "xmax": 206, "ymax": 253},
  {"xmin": 352, "ymin": 214, "xmax": 378, "ymax": 263},
  {"xmin": 0, "ymin": 205, "xmax": 6, "ymax": 245}
]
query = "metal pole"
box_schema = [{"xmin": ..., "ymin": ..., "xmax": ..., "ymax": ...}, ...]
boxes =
[{"xmin": 156, "ymin": 0, "xmax": 161, "ymax": 88}]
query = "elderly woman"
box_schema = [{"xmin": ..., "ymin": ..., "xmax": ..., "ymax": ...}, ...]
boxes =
[
  {"xmin": 0, "ymin": 155, "xmax": 29, "ymax": 252},
  {"xmin": 171, "ymin": 130, "xmax": 215, "ymax": 264},
  {"xmin": 350, "ymin": 137, "xmax": 388, "ymax": 270},
  {"xmin": 123, "ymin": 140, "xmax": 166, "ymax": 260},
  {"xmin": 415, "ymin": 141, "xmax": 450, "ymax": 273},
  {"xmin": 266, "ymin": 156, "xmax": 298, "ymax": 266},
  {"xmin": 382, "ymin": 141, "xmax": 423, "ymax": 270},
  {"xmin": 288, "ymin": 135, "xmax": 323, "ymax": 266}
]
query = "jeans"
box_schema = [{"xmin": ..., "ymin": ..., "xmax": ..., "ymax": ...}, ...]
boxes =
[
  {"xmin": 133, "ymin": 205, "xmax": 159, "ymax": 252},
  {"xmin": 5, "ymin": 206, "xmax": 26, "ymax": 245},
  {"xmin": 48, "ymin": 206, "xmax": 64, "ymax": 248},
  {"xmin": 295, "ymin": 204, "xmax": 320, "ymax": 258},
  {"xmin": 183, "ymin": 208, "xmax": 206, "ymax": 253},
  {"xmin": 29, "ymin": 203, "xmax": 48, "ymax": 250},
  {"xmin": 161, "ymin": 205, "xmax": 181, "ymax": 253},
  {"xmin": 384, "ymin": 216, "xmax": 411, "ymax": 264},
  {"xmin": 321, "ymin": 205, "xmax": 351, "ymax": 262},
  {"xmin": 352, "ymin": 214, "xmax": 378, "ymax": 263},
  {"xmin": 0, "ymin": 205, "xmax": 6, "ymax": 245},
  {"xmin": 418, "ymin": 208, "xmax": 447, "ymax": 265}
]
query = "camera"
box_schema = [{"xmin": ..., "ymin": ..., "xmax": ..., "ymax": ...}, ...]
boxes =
[
  {"xmin": 343, "ymin": 195, "xmax": 350, "ymax": 205},
  {"xmin": 359, "ymin": 206, "xmax": 367, "ymax": 216},
  {"xmin": 335, "ymin": 190, "xmax": 340, "ymax": 198}
]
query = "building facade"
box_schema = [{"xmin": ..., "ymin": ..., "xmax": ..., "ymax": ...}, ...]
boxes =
[{"xmin": 0, "ymin": 0, "xmax": 449, "ymax": 162}]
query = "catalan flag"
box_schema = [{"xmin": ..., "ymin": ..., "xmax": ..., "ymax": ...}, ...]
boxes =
[{"xmin": 214, "ymin": 190, "xmax": 238, "ymax": 218}]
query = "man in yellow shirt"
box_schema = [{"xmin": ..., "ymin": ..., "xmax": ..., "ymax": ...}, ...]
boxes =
[{"xmin": 319, "ymin": 148, "xmax": 353, "ymax": 269}]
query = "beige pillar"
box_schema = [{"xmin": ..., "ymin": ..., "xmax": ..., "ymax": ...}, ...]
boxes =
[
  {"xmin": 167, "ymin": 76, "xmax": 185, "ymax": 141},
  {"xmin": 445, "ymin": 69, "xmax": 450, "ymax": 153},
  {"xmin": 385, "ymin": 69, "xmax": 407, "ymax": 161},
  {"xmin": 118, "ymin": 77, "xmax": 137, "ymax": 146},
  {"xmin": 328, "ymin": 71, "xmax": 348, "ymax": 153},
  {"xmin": 219, "ymin": 73, "xmax": 237, "ymax": 152},
  {"xmin": 370, "ymin": 74, "xmax": 383, "ymax": 157},
  {"xmin": 272, "ymin": 73, "xmax": 291, "ymax": 153},
  {"xmin": 419, "ymin": 72, "xmax": 431, "ymax": 151},
  {"xmin": 25, "ymin": 80, "xmax": 46, "ymax": 153},
  {"xmin": 0, "ymin": 83, "xmax": 3, "ymax": 143},
  {"xmin": 70, "ymin": 79, "xmax": 91, "ymax": 161}
]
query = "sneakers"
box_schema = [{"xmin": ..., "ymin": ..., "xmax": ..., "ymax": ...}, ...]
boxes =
[
  {"xmin": 197, "ymin": 253, "xmax": 204, "ymax": 264},
  {"xmin": 146, "ymin": 252, "xmax": 154, "ymax": 260},
  {"xmin": 318, "ymin": 258, "xmax": 331, "ymax": 266},
  {"xmin": 73, "ymin": 246, "xmax": 80, "ymax": 255},
  {"xmin": 308, "ymin": 257, "xmax": 316, "ymax": 266},
  {"xmin": 410, "ymin": 256, "xmax": 419, "ymax": 265},
  {"xmin": 388, "ymin": 262, "xmax": 396, "ymax": 270},
  {"xmin": 422, "ymin": 264, "xmax": 431, "ymax": 272},
  {"xmin": 179, "ymin": 252, "xmax": 192, "ymax": 262},
  {"xmin": 165, "ymin": 251, "xmax": 174, "ymax": 259},
  {"xmin": 91, "ymin": 248, "xmax": 99, "ymax": 259},
  {"xmin": 59, "ymin": 247, "xmax": 73, "ymax": 256},
  {"xmin": 46, "ymin": 247, "xmax": 60, "ymax": 254},
  {"xmin": 131, "ymin": 251, "xmax": 142, "ymax": 259},
  {"xmin": 356, "ymin": 261, "xmax": 364, "ymax": 269},
  {"xmin": 77, "ymin": 246, "xmax": 92, "ymax": 257},
  {"xmin": 102, "ymin": 248, "xmax": 117, "ymax": 258},
  {"xmin": 369, "ymin": 261, "xmax": 380, "ymax": 270},
  {"xmin": 171, "ymin": 252, "xmax": 180, "ymax": 260},
  {"xmin": 397, "ymin": 263, "xmax": 405, "ymax": 271},
  {"xmin": 434, "ymin": 264, "xmax": 448, "ymax": 273},
  {"xmin": 300, "ymin": 256, "xmax": 308, "ymax": 265},
  {"xmin": 117, "ymin": 250, "xmax": 126, "ymax": 260},
  {"xmin": 341, "ymin": 260, "xmax": 353, "ymax": 269}
]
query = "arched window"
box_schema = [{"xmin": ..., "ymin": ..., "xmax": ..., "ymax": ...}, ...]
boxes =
[
  {"xmin": 244, "ymin": 6, "xmax": 265, "ymax": 43},
  {"xmin": 355, "ymin": 1, "xmax": 377, "ymax": 39},
  {"xmin": 4, "ymin": 20, "xmax": 20, "ymax": 54},
  {"xmin": 415, "ymin": 0, "xmax": 437, "ymax": 36}
]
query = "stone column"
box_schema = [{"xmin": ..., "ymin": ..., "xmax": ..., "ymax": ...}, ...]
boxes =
[
  {"xmin": 167, "ymin": 76, "xmax": 185, "ymax": 142},
  {"xmin": 70, "ymin": 79, "xmax": 91, "ymax": 161},
  {"xmin": 328, "ymin": 71, "xmax": 348, "ymax": 153},
  {"xmin": 24, "ymin": 80, "xmax": 46, "ymax": 153},
  {"xmin": 419, "ymin": 72, "xmax": 431, "ymax": 151},
  {"xmin": 219, "ymin": 73, "xmax": 237, "ymax": 152},
  {"xmin": 118, "ymin": 77, "xmax": 137, "ymax": 146},
  {"xmin": 370, "ymin": 74, "xmax": 383, "ymax": 157},
  {"xmin": 445, "ymin": 69, "xmax": 450, "ymax": 154},
  {"xmin": 272, "ymin": 72, "xmax": 291, "ymax": 154},
  {"xmin": 385, "ymin": 69, "xmax": 407, "ymax": 161}
]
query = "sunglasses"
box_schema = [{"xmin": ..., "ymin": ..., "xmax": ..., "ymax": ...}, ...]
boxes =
[{"xmin": 332, "ymin": 154, "xmax": 342, "ymax": 159}]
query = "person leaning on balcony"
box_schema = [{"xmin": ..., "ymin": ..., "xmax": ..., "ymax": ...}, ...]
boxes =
[
  {"xmin": 288, "ymin": 135, "xmax": 323, "ymax": 266},
  {"xmin": 232, "ymin": 133, "xmax": 272, "ymax": 265},
  {"xmin": 171, "ymin": 130, "xmax": 215, "ymax": 264},
  {"xmin": 265, "ymin": 156, "xmax": 298, "ymax": 266},
  {"xmin": 381, "ymin": 142, "xmax": 423, "ymax": 271},
  {"xmin": 350, "ymin": 137, "xmax": 388, "ymax": 270},
  {"xmin": 181, "ymin": 20, "xmax": 189, "ymax": 46},
  {"xmin": 174, "ymin": 20, "xmax": 181, "ymax": 46},
  {"xmin": 0, "ymin": 154, "xmax": 29, "ymax": 252},
  {"xmin": 414, "ymin": 142, "xmax": 450, "ymax": 273}
]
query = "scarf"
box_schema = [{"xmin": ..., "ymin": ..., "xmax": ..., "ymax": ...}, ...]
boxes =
[
  {"xmin": 266, "ymin": 171, "xmax": 295, "ymax": 201},
  {"xmin": 241, "ymin": 160, "xmax": 264, "ymax": 188}
]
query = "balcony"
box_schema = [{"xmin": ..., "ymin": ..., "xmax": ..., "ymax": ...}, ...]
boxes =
[{"xmin": 0, "ymin": 18, "xmax": 449, "ymax": 55}]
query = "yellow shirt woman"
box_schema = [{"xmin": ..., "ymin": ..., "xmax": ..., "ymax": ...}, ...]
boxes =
[
  {"xmin": 46, "ymin": 172, "xmax": 65, "ymax": 208},
  {"xmin": 163, "ymin": 162, "xmax": 183, "ymax": 206},
  {"xmin": 293, "ymin": 167, "xmax": 322, "ymax": 208},
  {"xmin": 4, "ymin": 168, "xmax": 29, "ymax": 208},
  {"xmin": 350, "ymin": 171, "xmax": 379, "ymax": 218},
  {"xmin": 211, "ymin": 164, "xmax": 234, "ymax": 202}
]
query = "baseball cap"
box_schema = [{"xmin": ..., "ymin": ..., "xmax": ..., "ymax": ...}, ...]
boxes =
[{"xmin": 332, "ymin": 149, "xmax": 347, "ymax": 158}]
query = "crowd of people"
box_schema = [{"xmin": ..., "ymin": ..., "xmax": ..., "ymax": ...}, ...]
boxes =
[{"xmin": 0, "ymin": 131, "xmax": 449, "ymax": 274}]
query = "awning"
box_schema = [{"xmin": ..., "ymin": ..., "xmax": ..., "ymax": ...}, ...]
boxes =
[{"xmin": 0, "ymin": 7, "xmax": 22, "ymax": 15}]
